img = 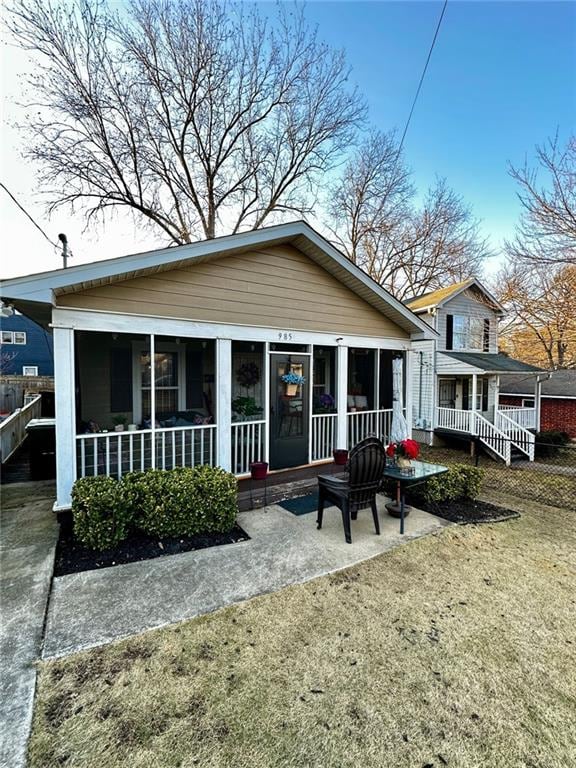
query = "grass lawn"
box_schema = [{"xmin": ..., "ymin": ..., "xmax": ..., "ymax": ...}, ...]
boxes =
[{"xmin": 30, "ymin": 501, "xmax": 576, "ymax": 768}]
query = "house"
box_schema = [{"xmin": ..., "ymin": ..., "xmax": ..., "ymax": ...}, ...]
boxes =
[
  {"xmin": 404, "ymin": 279, "xmax": 544, "ymax": 464},
  {"xmin": 0, "ymin": 221, "xmax": 436, "ymax": 510},
  {"xmin": 0, "ymin": 312, "xmax": 54, "ymax": 377},
  {"xmin": 500, "ymin": 370, "xmax": 576, "ymax": 439}
]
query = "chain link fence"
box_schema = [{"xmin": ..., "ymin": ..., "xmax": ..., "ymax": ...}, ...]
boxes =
[{"xmin": 419, "ymin": 439, "xmax": 576, "ymax": 510}]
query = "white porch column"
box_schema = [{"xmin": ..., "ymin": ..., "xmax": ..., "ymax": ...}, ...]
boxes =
[
  {"xmin": 54, "ymin": 326, "xmax": 76, "ymax": 510},
  {"xmin": 216, "ymin": 338, "xmax": 232, "ymax": 471},
  {"xmin": 470, "ymin": 374, "xmax": 478, "ymax": 435},
  {"xmin": 494, "ymin": 375, "xmax": 500, "ymax": 417},
  {"xmin": 534, "ymin": 377, "xmax": 543, "ymax": 432},
  {"xmin": 405, "ymin": 350, "xmax": 413, "ymax": 438},
  {"xmin": 336, "ymin": 344, "xmax": 348, "ymax": 450}
]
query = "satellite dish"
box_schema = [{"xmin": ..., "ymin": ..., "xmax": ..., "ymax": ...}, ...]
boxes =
[{"xmin": 0, "ymin": 301, "xmax": 14, "ymax": 318}]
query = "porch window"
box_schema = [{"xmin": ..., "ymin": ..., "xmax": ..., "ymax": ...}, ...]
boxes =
[
  {"xmin": 348, "ymin": 348, "xmax": 376, "ymax": 410},
  {"xmin": 312, "ymin": 346, "xmax": 337, "ymax": 413},
  {"xmin": 522, "ymin": 398, "xmax": 535, "ymax": 408},
  {"xmin": 141, "ymin": 351, "xmax": 179, "ymax": 418},
  {"xmin": 231, "ymin": 341, "xmax": 265, "ymax": 422}
]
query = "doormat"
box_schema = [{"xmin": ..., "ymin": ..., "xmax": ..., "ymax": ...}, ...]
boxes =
[{"xmin": 278, "ymin": 493, "xmax": 334, "ymax": 516}]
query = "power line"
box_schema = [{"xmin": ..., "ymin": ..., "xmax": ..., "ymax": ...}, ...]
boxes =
[
  {"xmin": 398, "ymin": 0, "xmax": 449, "ymax": 157},
  {"xmin": 0, "ymin": 181, "xmax": 59, "ymax": 248}
]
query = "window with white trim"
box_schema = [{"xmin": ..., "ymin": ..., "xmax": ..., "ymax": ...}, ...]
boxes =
[
  {"xmin": 521, "ymin": 398, "xmax": 535, "ymax": 408},
  {"xmin": 14, "ymin": 331, "xmax": 27, "ymax": 344},
  {"xmin": 453, "ymin": 316, "xmax": 484, "ymax": 351},
  {"xmin": 1, "ymin": 331, "xmax": 14, "ymax": 344},
  {"xmin": 22, "ymin": 365, "xmax": 38, "ymax": 376}
]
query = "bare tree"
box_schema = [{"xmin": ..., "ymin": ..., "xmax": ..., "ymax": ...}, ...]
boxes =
[
  {"xmin": 506, "ymin": 134, "xmax": 576, "ymax": 268},
  {"xmin": 328, "ymin": 134, "xmax": 489, "ymax": 300},
  {"xmin": 8, "ymin": 0, "xmax": 365, "ymax": 242},
  {"xmin": 497, "ymin": 261, "xmax": 576, "ymax": 370}
]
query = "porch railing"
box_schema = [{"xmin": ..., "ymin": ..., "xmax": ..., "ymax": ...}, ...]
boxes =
[
  {"xmin": 347, "ymin": 409, "xmax": 393, "ymax": 449},
  {"xmin": 495, "ymin": 410, "xmax": 535, "ymax": 461},
  {"xmin": 76, "ymin": 424, "xmax": 217, "ymax": 479},
  {"xmin": 473, "ymin": 412, "xmax": 511, "ymax": 465},
  {"xmin": 231, "ymin": 420, "xmax": 266, "ymax": 475},
  {"xmin": 311, "ymin": 413, "xmax": 337, "ymax": 461},
  {"xmin": 436, "ymin": 406, "xmax": 473, "ymax": 433},
  {"xmin": 0, "ymin": 394, "xmax": 42, "ymax": 464},
  {"xmin": 497, "ymin": 406, "xmax": 537, "ymax": 430}
]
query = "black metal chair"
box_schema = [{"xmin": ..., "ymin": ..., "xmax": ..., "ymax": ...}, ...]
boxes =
[{"xmin": 317, "ymin": 436, "xmax": 386, "ymax": 544}]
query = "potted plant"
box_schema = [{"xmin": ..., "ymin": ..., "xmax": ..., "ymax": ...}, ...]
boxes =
[
  {"xmin": 250, "ymin": 461, "xmax": 268, "ymax": 480},
  {"xmin": 112, "ymin": 414, "xmax": 128, "ymax": 433},
  {"xmin": 281, "ymin": 371, "xmax": 305, "ymax": 396},
  {"xmin": 333, "ymin": 448, "xmax": 349, "ymax": 466},
  {"xmin": 231, "ymin": 396, "xmax": 263, "ymax": 420},
  {"xmin": 386, "ymin": 438, "xmax": 420, "ymax": 470}
]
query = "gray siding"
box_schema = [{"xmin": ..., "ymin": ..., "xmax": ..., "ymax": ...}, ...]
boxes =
[
  {"xmin": 437, "ymin": 288, "xmax": 499, "ymax": 353},
  {"xmin": 411, "ymin": 340, "xmax": 435, "ymax": 430}
]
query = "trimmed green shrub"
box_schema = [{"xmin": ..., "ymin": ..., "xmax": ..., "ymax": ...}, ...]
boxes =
[
  {"xmin": 410, "ymin": 464, "xmax": 484, "ymax": 505},
  {"xmin": 71, "ymin": 476, "xmax": 131, "ymax": 550},
  {"xmin": 130, "ymin": 466, "xmax": 238, "ymax": 538}
]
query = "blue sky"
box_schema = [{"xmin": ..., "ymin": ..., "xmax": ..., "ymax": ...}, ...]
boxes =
[
  {"xmin": 0, "ymin": 1, "xmax": 574, "ymax": 277},
  {"xmin": 302, "ymin": 0, "xmax": 576, "ymax": 265}
]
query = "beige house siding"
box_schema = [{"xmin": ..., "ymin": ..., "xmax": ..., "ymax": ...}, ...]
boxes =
[{"xmin": 58, "ymin": 245, "xmax": 408, "ymax": 339}]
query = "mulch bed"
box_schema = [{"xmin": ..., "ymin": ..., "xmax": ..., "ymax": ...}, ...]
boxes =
[
  {"xmin": 54, "ymin": 512, "xmax": 250, "ymax": 577},
  {"xmin": 407, "ymin": 496, "xmax": 520, "ymax": 525}
]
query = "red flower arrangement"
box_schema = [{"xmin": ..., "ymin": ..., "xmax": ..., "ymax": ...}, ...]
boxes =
[{"xmin": 386, "ymin": 438, "xmax": 420, "ymax": 460}]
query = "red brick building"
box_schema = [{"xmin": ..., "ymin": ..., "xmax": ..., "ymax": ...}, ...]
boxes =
[{"xmin": 499, "ymin": 370, "xmax": 576, "ymax": 439}]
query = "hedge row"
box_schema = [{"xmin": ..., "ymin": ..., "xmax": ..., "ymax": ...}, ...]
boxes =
[
  {"xmin": 71, "ymin": 466, "xmax": 238, "ymax": 551},
  {"xmin": 409, "ymin": 464, "xmax": 484, "ymax": 505}
]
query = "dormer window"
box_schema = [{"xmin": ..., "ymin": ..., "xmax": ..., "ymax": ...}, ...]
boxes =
[{"xmin": 447, "ymin": 315, "xmax": 490, "ymax": 351}]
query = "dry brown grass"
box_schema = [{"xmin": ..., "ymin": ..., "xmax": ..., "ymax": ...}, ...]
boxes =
[{"xmin": 30, "ymin": 501, "xmax": 576, "ymax": 768}]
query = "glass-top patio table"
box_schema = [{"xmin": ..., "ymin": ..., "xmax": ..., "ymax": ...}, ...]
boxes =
[{"xmin": 382, "ymin": 460, "xmax": 449, "ymax": 534}]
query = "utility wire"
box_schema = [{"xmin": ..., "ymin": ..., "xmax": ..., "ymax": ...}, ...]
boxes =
[
  {"xmin": 398, "ymin": 0, "xmax": 449, "ymax": 157},
  {"xmin": 0, "ymin": 181, "xmax": 59, "ymax": 248}
]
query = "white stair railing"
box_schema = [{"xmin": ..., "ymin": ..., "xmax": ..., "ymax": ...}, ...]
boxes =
[
  {"xmin": 495, "ymin": 410, "xmax": 535, "ymax": 461},
  {"xmin": 473, "ymin": 412, "xmax": 511, "ymax": 465},
  {"xmin": 311, "ymin": 413, "xmax": 337, "ymax": 461}
]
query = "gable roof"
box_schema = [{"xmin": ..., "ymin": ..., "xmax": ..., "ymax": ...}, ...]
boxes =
[
  {"xmin": 500, "ymin": 370, "xmax": 576, "ymax": 399},
  {"xmin": 0, "ymin": 221, "xmax": 435, "ymax": 338},
  {"xmin": 405, "ymin": 278, "xmax": 505, "ymax": 314}
]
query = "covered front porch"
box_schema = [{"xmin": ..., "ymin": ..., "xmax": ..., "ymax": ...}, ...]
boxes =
[
  {"xmin": 432, "ymin": 352, "xmax": 543, "ymax": 464},
  {"xmin": 60, "ymin": 322, "xmax": 411, "ymax": 508}
]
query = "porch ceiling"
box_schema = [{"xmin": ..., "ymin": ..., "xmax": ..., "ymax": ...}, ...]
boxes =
[
  {"xmin": 0, "ymin": 221, "xmax": 436, "ymax": 339},
  {"xmin": 438, "ymin": 351, "xmax": 544, "ymax": 375}
]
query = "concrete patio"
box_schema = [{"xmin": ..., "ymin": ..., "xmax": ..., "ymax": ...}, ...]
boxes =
[{"xmin": 1, "ymin": 479, "xmax": 448, "ymax": 768}]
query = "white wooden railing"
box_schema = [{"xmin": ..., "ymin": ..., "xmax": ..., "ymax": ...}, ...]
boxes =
[
  {"xmin": 436, "ymin": 407, "xmax": 473, "ymax": 433},
  {"xmin": 232, "ymin": 420, "xmax": 265, "ymax": 475},
  {"xmin": 347, "ymin": 409, "xmax": 393, "ymax": 449},
  {"xmin": 495, "ymin": 411, "xmax": 535, "ymax": 461},
  {"xmin": 76, "ymin": 424, "xmax": 217, "ymax": 479},
  {"xmin": 498, "ymin": 407, "xmax": 537, "ymax": 430},
  {"xmin": 311, "ymin": 413, "xmax": 337, "ymax": 461},
  {"xmin": 473, "ymin": 412, "xmax": 511, "ymax": 465},
  {"xmin": 0, "ymin": 394, "xmax": 42, "ymax": 464}
]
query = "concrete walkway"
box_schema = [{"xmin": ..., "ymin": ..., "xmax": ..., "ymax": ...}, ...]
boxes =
[
  {"xmin": 0, "ymin": 481, "xmax": 58, "ymax": 768},
  {"xmin": 43, "ymin": 498, "xmax": 448, "ymax": 659}
]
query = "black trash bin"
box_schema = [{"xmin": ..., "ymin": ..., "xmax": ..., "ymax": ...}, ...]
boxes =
[{"xmin": 26, "ymin": 418, "xmax": 56, "ymax": 480}]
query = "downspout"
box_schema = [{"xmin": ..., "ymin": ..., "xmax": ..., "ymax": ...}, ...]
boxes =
[{"xmin": 418, "ymin": 351, "xmax": 423, "ymax": 422}]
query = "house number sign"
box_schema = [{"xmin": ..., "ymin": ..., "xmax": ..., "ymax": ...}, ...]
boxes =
[{"xmin": 277, "ymin": 332, "xmax": 296, "ymax": 341}]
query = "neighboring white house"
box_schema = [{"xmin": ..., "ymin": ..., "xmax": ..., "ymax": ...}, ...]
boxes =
[
  {"xmin": 0, "ymin": 221, "xmax": 436, "ymax": 510},
  {"xmin": 404, "ymin": 279, "xmax": 544, "ymax": 464}
]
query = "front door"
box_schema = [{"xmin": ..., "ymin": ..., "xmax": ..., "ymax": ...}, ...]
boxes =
[
  {"xmin": 439, "ymin": 379, "xmax": 456, "ymax": 408},
  {"xmin": 269, "ymin": 355, "xmax": 309, "ymax": 470}
]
